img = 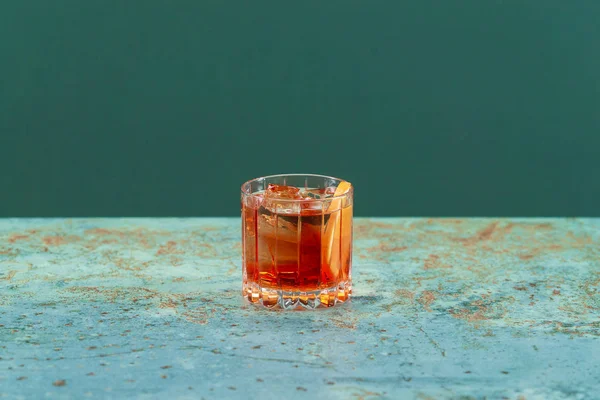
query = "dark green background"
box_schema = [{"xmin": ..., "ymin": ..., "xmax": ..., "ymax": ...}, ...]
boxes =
[{"xmin": 1, "ymin": 1, "xmax": 599, "ymax": 217}]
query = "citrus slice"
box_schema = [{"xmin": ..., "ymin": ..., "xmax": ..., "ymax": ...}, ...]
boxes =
[
  {"xmin": 327, "ymin": 181, "xmax": 351, "ymax": 212},
  {"xmin": 323, "ymin": 181, "xmax": 352, "ymax": 281}
]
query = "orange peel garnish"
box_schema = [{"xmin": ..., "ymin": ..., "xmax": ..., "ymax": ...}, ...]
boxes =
[
  {"xmin": 323, "ymin": 181, "xmax": 352, "ymax": 277},
  {"xmin": 327, "ymin": 181, "xmax": 351, "ymax": 212}
]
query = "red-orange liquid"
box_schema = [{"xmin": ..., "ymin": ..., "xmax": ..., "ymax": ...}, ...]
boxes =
[{"xmin": 242, "ymin": 187, "xmax": 352, "ymax": 306}]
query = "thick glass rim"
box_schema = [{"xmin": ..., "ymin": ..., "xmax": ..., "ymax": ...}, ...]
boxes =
[{"xmin": 241, "ymin": 173, "xmax": 353, "ymax": 202}]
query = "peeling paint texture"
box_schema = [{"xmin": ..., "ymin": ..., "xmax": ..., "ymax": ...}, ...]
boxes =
[{"xmin": 1, "ymin": 218, "xmax": 599, "ymax": 399}]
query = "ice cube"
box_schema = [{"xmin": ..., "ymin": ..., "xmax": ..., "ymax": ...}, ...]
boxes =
[
  {"xmin": 302, "ymin": 187, "xmax": 337, "ymax": 199},
  {"xmin": 265, "ymin": 184, "xmax": 303, "ymax": 200},
  {"xmin": 263, "ymin": 184, "xmax": 303, "ymax": 214},
  {"xmin": 300, "ymin": 200, "xmax": 323, "ymax": 213},
  {"xmin": 263, "ymin": 184, "xmax": 333, "ymax": 215}
]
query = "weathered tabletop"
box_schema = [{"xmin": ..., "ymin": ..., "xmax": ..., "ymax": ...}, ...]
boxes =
[{"xmin": 1, "ymin": 218, "xmax": 598, "ymax": 399}]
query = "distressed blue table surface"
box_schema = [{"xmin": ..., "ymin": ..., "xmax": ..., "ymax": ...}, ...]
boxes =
[{"xmin": 1, "ymin": 218, "xmax": 599, "ymax": 399}]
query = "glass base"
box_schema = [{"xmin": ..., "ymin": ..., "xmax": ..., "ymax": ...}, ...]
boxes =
[{"xmin": 243, "ymin": 281, "xmax": 352, "ymax": 310}]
